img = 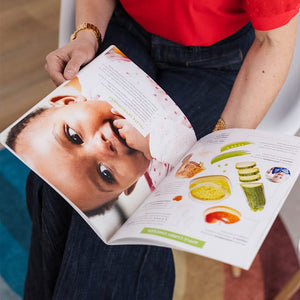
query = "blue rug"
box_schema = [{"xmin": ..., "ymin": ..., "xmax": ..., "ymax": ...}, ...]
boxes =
[{"xmin": 0, "ymin": 148, "xmax": 31, "ymax": 299}]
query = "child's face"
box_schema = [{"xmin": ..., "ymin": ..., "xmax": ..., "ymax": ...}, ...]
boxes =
[{"xmin": 16, "ymin": 100, "xmax": 150, "ymax": 212}]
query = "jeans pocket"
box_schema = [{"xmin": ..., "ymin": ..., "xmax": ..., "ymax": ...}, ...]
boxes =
[{"xmin": 187, "ymin": 48, "xmax": 244, "ymax": 73}]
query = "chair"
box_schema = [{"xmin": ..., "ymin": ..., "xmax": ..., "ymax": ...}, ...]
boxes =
[
  {"xmin": 58, "ymin": 0, "xmax": 75, "ymax": 48},
  {"xmin": 274, "ymin": 268, "xmax": 300, "ymax": 300}
]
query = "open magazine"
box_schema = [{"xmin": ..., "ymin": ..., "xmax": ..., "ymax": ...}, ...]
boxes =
[{"xmin": 1, "ymin": 45, "xmax": 300, "ymax": 270}]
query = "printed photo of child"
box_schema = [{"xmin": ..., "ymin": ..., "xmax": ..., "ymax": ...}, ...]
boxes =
[{"xmin": 4, "ymin": 66, "xmax": 196, "ymax": 218}]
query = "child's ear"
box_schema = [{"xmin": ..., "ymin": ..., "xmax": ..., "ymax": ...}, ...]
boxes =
[
  {"xmin": 124, "ymin": 182, "xmax": 137, "ymax": 196},
  {"xmin": 49, "ymin": 94, "xmax": 87, "ymax": 106}
]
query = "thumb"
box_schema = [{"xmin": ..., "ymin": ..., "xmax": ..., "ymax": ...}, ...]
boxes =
[{"xmin": 63, "ymin": 57, "xmax": 83, "ymax": 80}]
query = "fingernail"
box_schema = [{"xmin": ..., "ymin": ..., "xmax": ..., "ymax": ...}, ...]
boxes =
[{"xmin": 65, "ymin": 69, "xmax": 72, "ymax": 73}]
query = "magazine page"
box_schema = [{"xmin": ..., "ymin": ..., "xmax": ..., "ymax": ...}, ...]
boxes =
[
  {"xmin": 0, "ymin": 45, "xmax": 196, "ymax": 242},
  {"xmin": 108, "ymin": 128, "xmax": 300, "ymax": 269}
]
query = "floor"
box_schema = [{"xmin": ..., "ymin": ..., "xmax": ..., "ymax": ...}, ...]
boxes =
[
  {"xmin": 0, "ymin": 0, "xmax": 60, "ymax": 132},
  {"xmin": 0, "ymin": 0, "xmax": 299, "ymax": 297}
]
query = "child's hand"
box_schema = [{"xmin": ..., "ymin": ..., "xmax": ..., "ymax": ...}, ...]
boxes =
[{"xmin": 113, "ymin": 119, "xmax": 152, "ymax": 160}]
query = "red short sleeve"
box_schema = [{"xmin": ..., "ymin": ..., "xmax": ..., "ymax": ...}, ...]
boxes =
[{"xmin": 244, "ymin": 0, "xmax": 300, "ymax": 30}]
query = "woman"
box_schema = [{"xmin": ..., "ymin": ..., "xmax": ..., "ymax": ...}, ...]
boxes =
[{"xmin": 24, "ymin": 1, "xmax": 299, "ymax": 299}]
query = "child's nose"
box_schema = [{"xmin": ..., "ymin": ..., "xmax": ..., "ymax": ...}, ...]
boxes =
[{"xmin": 98, "ymin": 133, "xmax": 115, "ymax": 153}]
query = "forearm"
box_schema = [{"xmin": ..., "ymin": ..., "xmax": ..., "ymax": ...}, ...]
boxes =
[
  {"xmin": 75, "ymin": 0, "xmax": 117, "ymax": 40},
  {"xmin": 45, "ymin": 0, "xmax": 116, "ymax": 85},
  {"xmin": 221, "ymin": 16, "xmax": 298, "ymax": 129}
]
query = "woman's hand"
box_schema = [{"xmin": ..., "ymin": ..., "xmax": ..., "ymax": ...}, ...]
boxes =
[{"xmin": 45, "ymin": 30, "xmax": 99, "ymax": 86}]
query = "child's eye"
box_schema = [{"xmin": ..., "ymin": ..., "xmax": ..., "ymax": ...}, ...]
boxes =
[
  {"xmin": 98, "ymin": 163, "xmax": 115, "ymax": 184},
  {"xmin": 65, "ymin": 126, "xmax": 83, "ymax": 145}
]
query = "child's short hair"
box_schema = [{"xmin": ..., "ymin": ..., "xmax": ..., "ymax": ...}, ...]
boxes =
[
  {"xmin": 6, "ymin": 107, "xmax": 46, "ymax": 151},
  {"xmin": 84, "ymin": 197, "xmax": 119, "ymax": 217}
]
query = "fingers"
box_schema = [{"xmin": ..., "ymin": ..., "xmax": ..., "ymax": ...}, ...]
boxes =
[
  {"xmin": 45, "ymin": 35, "xmax": 98, "ymax": 86},
  {"xmin": 113, "ymin": 119, "xmax": 137, "ymax": 143},
  {"xmin": 45, "ymin": 46, "xmax": 87, "ymax": 86},
  {"xmin": 111, "ymin": 108, "xmax": 124, "ymax": 117},
  {"xmin": 113, "ymin": 119, "xmax": 129, "ymax": 130},
  {"xmin": 63, "ymin": 55, "xmax": 85, "ymax": 80},
  {"xmin": 113, "ymin": 119, "xmax": 151, "ymax": 158},
  {"xmin": 45, "ymin": 49, "xmax": 70, "ymax": 86},
  {"xmin": 113, "ymin": 119, "xmax": 128, "ymax": 139}
]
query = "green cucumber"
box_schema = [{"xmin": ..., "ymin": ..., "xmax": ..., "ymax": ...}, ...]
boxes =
[
  {"xmin": 240, "ymin": 182, "xmax": 266, "ymax": 211},
  {"xmin": 221, "ymin": 141, "xmax": 253, "ymax": 152},
  {"xmin": 239, "ymin": 174, "xmax": 261, "ymax": 182},
  {"xmin": 235, "ymin": 161, "xmax": 256, "ymax": 169},
  {"xmin": 238, "ymin": 167, "xmax": 260, "ymax": 176},
  {"xmin": 211, "ymin": 151, "xmax": 250, "ymax": 164}
]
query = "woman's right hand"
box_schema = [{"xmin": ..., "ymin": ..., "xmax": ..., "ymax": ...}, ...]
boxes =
[{"xmin": 45, "ymin": 30, "xmax": 99, "ymax": 86}]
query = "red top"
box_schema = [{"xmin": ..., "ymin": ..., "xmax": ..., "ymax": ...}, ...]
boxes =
[{"xmin": 120, "ymin": 0, "xmax": 299, "ymax": 46}]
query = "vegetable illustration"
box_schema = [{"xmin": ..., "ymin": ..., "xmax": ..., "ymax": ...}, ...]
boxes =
[
  {"xmin": 238, "ymin": 167, "xmax": 259, "ymax": 176},
  {"xmin": 173, "ymin": 195, "xmax": 183, "ymax": 201},
  {"xmin": 240, "ymin": 183, "xmax": 266, "ymax": 211},
  {"xmin": 236, "ymin": 161, "xmax": 266, "ymax": 211},
  {"xmin": 221, "ymin": 141, "xmax": 253, "ymax": 152},
  {"xmin": 211, "ymin": 151, "xmax": 250, "ymax": 164},
  {"xmin": 235, "ymin": 161, "xmax": 256, "ymax": 169},
  {"xmin": 175, "ymin": 154, "xmax": 205, "ymax": 178},
  {"xmin": 191, "ymin": 184, "xmax": 226, "ymax": 201},
  {"xmin": 239, "ymin": 174, "xmax": 261, "ymax": 182},
  {"xmin": 204, "ymin": 206, "xmax": 241, "ymax": 224},
  {"xmin": 189, "ymin": 175, "xmax": 231, "ymax": 202}
]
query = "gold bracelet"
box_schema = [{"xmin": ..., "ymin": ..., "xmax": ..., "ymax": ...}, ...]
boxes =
[
  {"xmin": 70, "ymin": 23, "xmax": 102, "ymax": 45},
  {"xmin": 213, "ymin": 118, "xmax": 226, "ymax": 131}
]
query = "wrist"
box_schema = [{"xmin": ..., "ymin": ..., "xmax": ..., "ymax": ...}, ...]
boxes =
[
  {"xmin": 70, "ymin": 23, "xmax": 102, "ymax": 50},
  {"xmin": 76, "ymin": 30, "xmax": 100, "ymax": 52}
]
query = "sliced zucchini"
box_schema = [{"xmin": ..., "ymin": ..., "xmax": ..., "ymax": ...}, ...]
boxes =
[
  {"xmin": 238, "ymin": 167, "xmax": 259, "ymax": 176},
  {"xmin": 235, "ymin": 161, "xmax": 256, "ymax": 169},
  {"xmin": 239, "ymin": 174, "xmax": 261, "ymax": 182}
]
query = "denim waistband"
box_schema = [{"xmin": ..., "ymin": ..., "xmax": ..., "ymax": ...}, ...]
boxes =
[{"xmin": 113, "ymin": 3, "xmax": 254, "ymax": 68}]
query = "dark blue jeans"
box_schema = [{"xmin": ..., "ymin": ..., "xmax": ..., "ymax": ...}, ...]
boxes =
[{"xmin": 24, "ymin": 5, "xmax": 254, "ymax": 300}]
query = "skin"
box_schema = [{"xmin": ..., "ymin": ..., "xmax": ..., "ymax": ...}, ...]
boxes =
[
  {"xmin": 45, "ymin": 0, "xmax": 116, "ymax": 84},
  {"xmin": 113, "ymin": 116, "xmax": 152, "ymax": 160},
  {"xmin": 15, "ymin": 97, "xmax": 150, "ymax": 212},
  {"xmin": 45, "ymin": 0, "xmax": 298, "ymax": 131},
  {"xmin": 221, "ymin": 16, "xmax": 298, "ymax": 129}
]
